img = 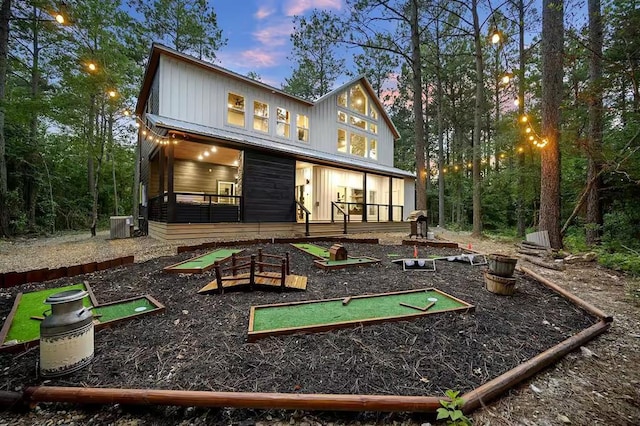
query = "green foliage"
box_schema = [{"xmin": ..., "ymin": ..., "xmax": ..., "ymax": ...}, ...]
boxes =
[
  {"xmin": 598, "ymin": 251, "xmax": 640, "ymax": 277},
  {"xmin": 436, "ymin": 389, "xmax": 472, "ymax": 426},
  {"xmin": 283, "ymin": 11, "xmax": 345, "ymax": 100}
]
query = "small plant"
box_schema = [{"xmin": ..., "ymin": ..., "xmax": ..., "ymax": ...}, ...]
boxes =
[{"xmin": 436, "ymin": 389, "xmax": 472, "ymax": 425}]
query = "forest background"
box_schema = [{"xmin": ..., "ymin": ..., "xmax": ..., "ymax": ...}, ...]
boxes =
[{"xmin": 0, "ymin": 0, "xmax": 638, "ymax": 276}]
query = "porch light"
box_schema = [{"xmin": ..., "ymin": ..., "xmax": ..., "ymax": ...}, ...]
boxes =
[
  {"xmin": 233, "ymin": 160, "xmax": 238, "ymax": 166},
  {"xmin": 198, "ymin": 155, "xmax": 203, "ymax": 160},
  {"xmin": 210, "ymin": 146, "xmax": 217, "ymax": 152},
  {"xmin": 203, "ymin": 151, "xmax": 210, "ymax": 157}
]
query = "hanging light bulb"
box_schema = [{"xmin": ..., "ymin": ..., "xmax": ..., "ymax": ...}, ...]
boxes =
[
  {"xmin": 513, "ymin": 98, "xmax": 520, "ymax": 106},
  {"xmin": 525, "ymin": 127, "xmax": 532, "ymax": 134},
  {"xmin": 501, "ymin": 75, "xmax": 511, "ymax": 85},
  {"xmin": 491, "ymin": 31, "xmax": 501, "ymax": 44},
  {"xmin": 108, "ymin": 90, "xmax": 117, "ymax": 98},
  {"xmin": 520, "ymin": 115, "xmax": 528, "ymax": 123}
]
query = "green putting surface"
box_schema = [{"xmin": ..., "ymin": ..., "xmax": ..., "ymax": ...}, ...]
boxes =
[
  {"xmin": 3, "ymin": 284, "xmax": 91, "ymax": 343},
  {"xmin": 170, "ymin": 249, "xmax": 244, "ymax": 270},
  {"xmin": 250, "ymin": 289, "xmax": 470, "ymax": 333},
  {"xmin": 291, "ymin": 243, "xmax": 330, "ymax": 259},
  {"xmin": 93, "ymin": 298, "xmax": 158, "ymax": 323}
]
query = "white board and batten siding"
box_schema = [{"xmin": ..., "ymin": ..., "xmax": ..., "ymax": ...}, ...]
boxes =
[{"xmin": 158, "ymin": 56, "xmax": 313, "ymax": 147}]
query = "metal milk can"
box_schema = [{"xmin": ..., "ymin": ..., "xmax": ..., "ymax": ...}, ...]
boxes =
[{"xmin": 39, "ymin": 289, "xmax": 94, "ymax": 377}]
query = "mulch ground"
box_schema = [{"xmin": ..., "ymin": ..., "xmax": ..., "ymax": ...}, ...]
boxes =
[{"xmin": 0, "ymin": 241, "xmax": 597, "ymax": 424}]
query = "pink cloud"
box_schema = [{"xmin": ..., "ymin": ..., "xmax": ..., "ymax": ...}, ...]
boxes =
[
  {"xmin": 252, "ymin": 22, "xmax": 294, "ymax": 47},
  {"xmin": 284, "ymin": 0, "xmax": 342, "ymax": 16},
  {"xmin": 254, "ymin": 6, "xmax": 275, "ymax": 20},
  {"xmin": 239, "ymin": 49, "xmax": 283, "ymax": 68}
]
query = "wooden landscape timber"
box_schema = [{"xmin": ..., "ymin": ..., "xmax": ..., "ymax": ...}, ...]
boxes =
[
  {"xmin": 401, "ymin": 239, "xmax": 459, "ymax": 249},
  {"xmin": 0, "ymin": 256, "xmax": 135, "ymax": 289}
]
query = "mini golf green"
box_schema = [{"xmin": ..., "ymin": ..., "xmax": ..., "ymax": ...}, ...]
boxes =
[
  {"xmin": 2, "ymin": 284, "xmax": 91, "ymax": 344},
  {"xmin": 0, "ymin": 285, "xmax": 164, "ymax": 349},
  {"xmin": 93, "ymin": 297, "xmax": 158, "ymax": 323},
  {"xmin": 291, "ymin": 243, "xmax": 380, "ymax": 269},
  {"xmin": 248, "ymin": 288, "xmax": 473, "ymax": 341},
  {"xmin": 291, "ymin": 243, "xmax": 331, "ymax": 259},
  {"xmin": 164, "ymin": 249, "xmax": 244, "ymax": 273}
]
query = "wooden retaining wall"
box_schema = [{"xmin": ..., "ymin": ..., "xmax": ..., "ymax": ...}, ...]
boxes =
[{"xmin": 0, "ymin": 256, "xmax": 135, "ymax": 289}]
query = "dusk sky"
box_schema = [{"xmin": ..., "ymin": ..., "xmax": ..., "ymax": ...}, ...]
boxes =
[{"xmin": 212, "ymin": 0, "xmax": 345, "ymax": 89}]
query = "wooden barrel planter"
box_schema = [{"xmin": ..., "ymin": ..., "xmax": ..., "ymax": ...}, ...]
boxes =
[
  {"xmin": 487, "ymin": 254, "xmax": 518, "ymax": 277},
  {"xmin": 484, "ymin": 270, "xmax": 516, "ymax": 296}
]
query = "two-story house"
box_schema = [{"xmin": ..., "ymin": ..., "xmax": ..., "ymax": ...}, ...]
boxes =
[{"xmin": 135, "ymin": 44, "xmax": 415, "ymax": 240}]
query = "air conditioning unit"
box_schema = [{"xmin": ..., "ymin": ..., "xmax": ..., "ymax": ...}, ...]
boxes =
[{"xmin": 110, "ymin": 216, "xmax": 133, "ymax": 239}]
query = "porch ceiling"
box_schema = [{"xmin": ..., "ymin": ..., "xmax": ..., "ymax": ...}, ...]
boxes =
[{"xmin": 173, "ymin": 140, "xmax": 239, "ymax": 166}]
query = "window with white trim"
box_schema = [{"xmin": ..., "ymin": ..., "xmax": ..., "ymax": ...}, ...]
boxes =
[
  {"xmin": 350, "ymin": 133, "xmax": 366, "ymax": 157},
  {"xmin": 227, "ymin": 92, "xmax": 245, "ymax": 127},
  {"xmin": 253, "ymin": 101, "xmax": 269, "ymax": 132},
  {"xmin": 337, "ymin": 129, "xmax": 347, "ymax": 152},
  {"xmin": 276, "ymin": 107, "xmax": 290, "ymax": 138},
  {"xmin": 296, "ymin": 114, "xmax": 309, "ymax": 142}
]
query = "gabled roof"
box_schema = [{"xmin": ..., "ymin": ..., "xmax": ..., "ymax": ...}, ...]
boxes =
[
  {"xmin": 135, "ymin": 43, "xmax": 314, "ymax": 116},
  {"xmin": 316, "ymin": 76, "xmax": 400, "ymax": 140}
]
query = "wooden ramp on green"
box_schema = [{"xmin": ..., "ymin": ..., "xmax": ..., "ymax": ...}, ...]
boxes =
[
  {"xmin": 248, "ymin": 288, "xmax": 473, "ymax": 342},
  {"xmin": 290, "ymin": 243, "xmax": 380, "ymax": 270},
  {"xmin": 164, "ymin": 249, "xmax": 244, "ymax": 274}
]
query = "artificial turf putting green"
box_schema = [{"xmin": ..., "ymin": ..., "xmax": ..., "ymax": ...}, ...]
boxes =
[
  {"xmin": 93, "ymin": 298, "xmax": 158, "ymax": 323},
  {"xmin": 248, "ymin": 288, "xmax": 473, "ymax": 341},
  {"xmin": 164, "ymin": 249, "xmax": 244, "ymax": 273},
  {"xmin": 290, "ymin": 243, "xmax": 331, "ymax": 259},
  {"xmin": 1, "ymin": 286, "xmax": 164, "ymax": 347},
  {"xmin": 3, "ymin": 284, "xmax": 91, "ymax": 344}
]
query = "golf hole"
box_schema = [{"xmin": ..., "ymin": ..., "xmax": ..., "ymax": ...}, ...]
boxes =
[
  {"xmin": 428, "ymin": 297, "xmax": 438, "ymax": 302},
  {"xmin": 134, "ymin": 306, "xmax": 147, "ymax": 312}
]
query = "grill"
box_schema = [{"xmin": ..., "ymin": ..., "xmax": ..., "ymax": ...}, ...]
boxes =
[{"xmin": 407, "ymin": 210, "xmax": 428, "ymax": 238}]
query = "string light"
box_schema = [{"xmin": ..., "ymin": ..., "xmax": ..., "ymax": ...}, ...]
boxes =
[{"xmin": 491, "ymin": 31, "xmax": 501, "ymax": 44}]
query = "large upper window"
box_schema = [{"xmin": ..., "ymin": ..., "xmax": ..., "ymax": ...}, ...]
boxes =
[
  {"xmin": 349, "ymin": 85, "xmax": 367, "ymax": 115},
  {"xmin": 253, "ymin": 101, "xmax": 269, "ymax": 132},
  {"xmin": 337, "ymin": 91, "xmax": 347, "ymax": 107},
  {"xmin": 337, "ymin": 129, "xmax": 347, "ymax": 152},
  {"xmin": 227, "ymin": 92, "xmax": 245, "ymax": 127},
  {"xmin": 350, "ymin": 116, "xmax": 366, "ymax": 130},
  {"xmin": 369, "ymin": 139, "xmax": 377, "ymax": 160},
  {"xmin": 276, "ymin": 107, "xmax": 290, "ymax": 138},
  {"xmin": 297, "ymin": 114, "xmax": 309, "ymax": 142},
  {"xmin": 350, "ymin": 134, "xmax": 366, "ymax": 157}
]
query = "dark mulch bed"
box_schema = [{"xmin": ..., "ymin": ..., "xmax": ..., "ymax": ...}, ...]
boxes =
[{"xmin": 0, "ymin": 241, "xmax": 596, "ymax": 422}]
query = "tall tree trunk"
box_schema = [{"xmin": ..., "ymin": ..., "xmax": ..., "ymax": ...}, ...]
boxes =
[
  {"xmin": 411, "ymin": 0, "xmax": 427, "ymax": 210},
  {"xmin": 585, "ymin": 0, "xmax": 603, "ymax": 245},
  {"xmin": 88, "ymin": 94, "xmax": 97, "ymax": 236},
  {"xmin": 0, "ymin": 0, "xmax": 11, "ymax": 237},
  {"xmin": 471, "ymin": 0, "xmax": 484, "ymax": 237},
  {"xmin": 410, "ymin": 0, "xmax": 427, "ymax": 213},
  {"xmin": 435, "ymin": 27, "xmax": 445, "ymax": 228},
  {"xmin": 26, "ymin": 6, "xmax": 40, "ymax": 230},
  {"xmin": 539, "ymin": 0, "xmax": 564, "ymax": 249},
  {"xmin": 516, "ymin": 0, "xmax": 526, "ymax": 237}
]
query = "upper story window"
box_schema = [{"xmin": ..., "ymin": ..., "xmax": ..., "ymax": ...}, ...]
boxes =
[
  {"xmin": 369, "ymin": 123, "xmax": 378, "ymax": 134},
  {"xmin": 337, "ymin": 91, "xmax": 347, "ymax": 107},
  {"xmin": 297, "ymin": 114, "xmax": 309, "ymax": 142},
  {"xmin": 338, "ymin": 111, "xmax": 347, "ymax": 123},
  {"xmin": 369, "ymin": 139, "xmax": 377, "ymax": 160},
  {"xmin": 350, "ymin": 133, "xmax": 366, "ymax": 157},
  {"xmin": 349, "ymin": 85, "xmax": 367, "ymax": 115},
  {"xmin": 350, "ymin": 116, "xmax": 366, "ymax": 130},
  {"xmin": 276, "ymin": 107, "xmax": 290, "ymax": 138},
  {"xmin": 370, "ymin": 106, "xmax": 379, "ymax": 120},
  {"xmin": 337, "ymin": 129, "xmax": 347, "ymax": 152},
  {"xmin": 253, "ymin": 101, "xmax": 269, "ymax": 133},
  {"xmin": 227, "ymin": 92, "xmax": 245, "ymax": 127}
]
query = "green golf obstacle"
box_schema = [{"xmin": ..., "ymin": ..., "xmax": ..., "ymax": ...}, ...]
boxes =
[
  {"xmin": 248, "ymin": 288, "xmax": 473, "ymax": 341},
  {"xmin": 164, "ymin": 249, "xmax": 244, "ymax": 273}
]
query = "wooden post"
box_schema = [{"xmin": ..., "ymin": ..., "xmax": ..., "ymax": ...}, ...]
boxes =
[
  {"xmin": 249, "ymin": 255, "xmax": 256, "ymax": 291},
  {"xmin": 231, "ymin": 253, "xmax": 237, "ymax": 276},
  {"xmin": 213, "ymin": 262, "xmax": 223, "ymax": 294},
  {"xmin": 258, "ymin": 249, "xmax": 263, "ymax": 273},
  {"xmin": 167, "ymin": 143, "xmax": 176, "ymax": 223},
  {"xmin": 280, "ymin": 259, "xmax": 286, "ymax": 289}
]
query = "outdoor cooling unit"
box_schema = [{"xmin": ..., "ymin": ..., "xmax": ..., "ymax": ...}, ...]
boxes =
[{"xmin": 110, "ymin": 215, "xmax": 134, "ymax": 239}]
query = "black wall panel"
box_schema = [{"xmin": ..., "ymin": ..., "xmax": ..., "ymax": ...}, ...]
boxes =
[{"xmin": 242, "ymin": 150, "xmax": 295, "ymax": 222}]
